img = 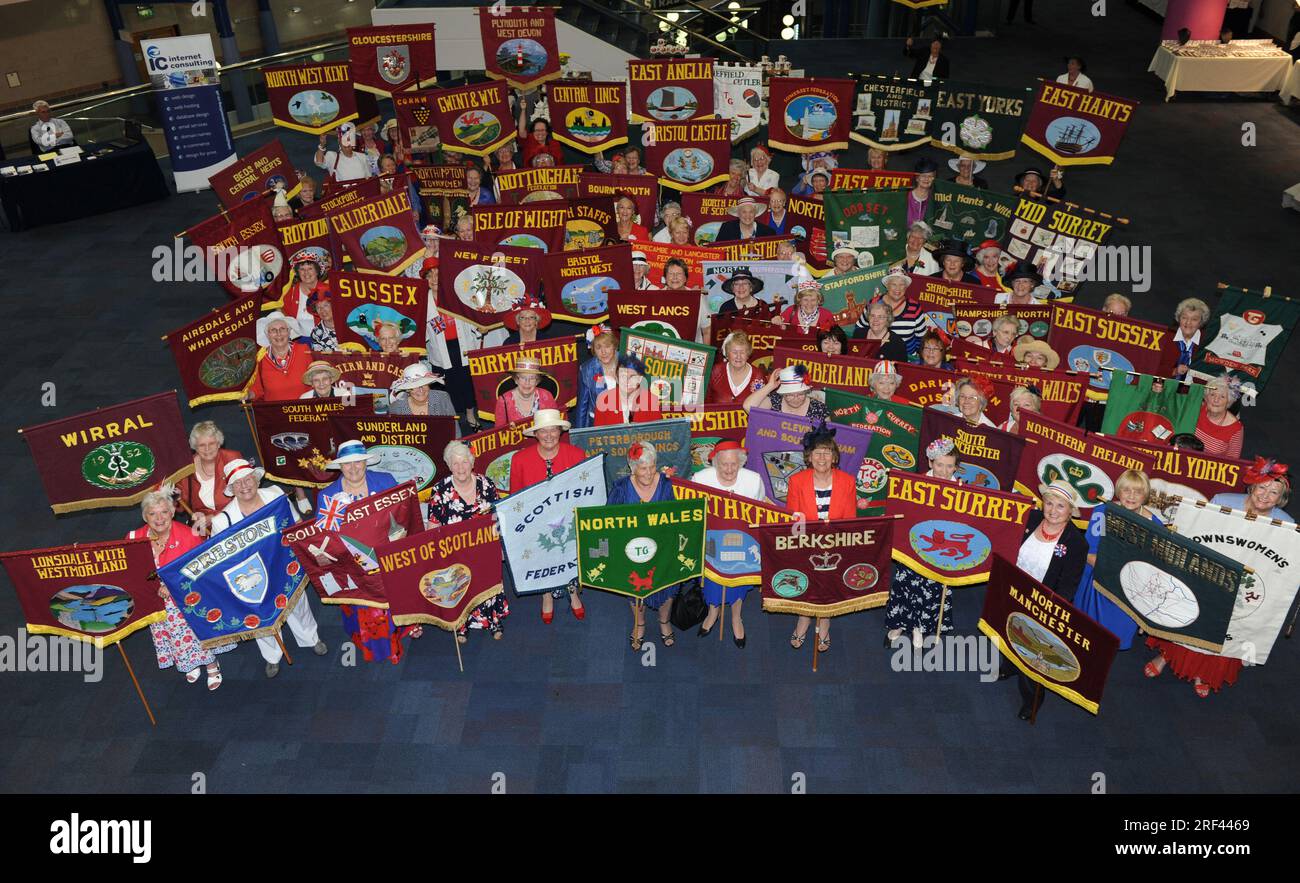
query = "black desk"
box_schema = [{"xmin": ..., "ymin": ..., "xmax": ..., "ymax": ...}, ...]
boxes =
[{"xmin": 0, "ymin": 141, "xmax": 170, "ymax": 231}]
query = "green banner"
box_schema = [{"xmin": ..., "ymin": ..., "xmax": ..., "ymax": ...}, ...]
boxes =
[
  {"xmin": 817, "ymin": 263, "xmax": 890, "ymax": 333},
  {"xmin": 619, "ymin": 327, "xmax": 716, "ymax": 411},
  {"xmin": 1188, "ymin": 285, "xmax": 1300, "ymax": 395},
  {"xmin": 925, "ymin": 180, "xmax": 1020, "ymax": 247},
  {"xmin": 1100, "ymin": 373, "xmax": 1203, "ymax": 445},
  {"xmin": 575, "ymin": 499, "xmax": 707, "ymax": 599},
  {"xmin": 824, "ymin": 390, "xmax": 923, "ymax": 513},
  {"xmin": 822, "ymin": 188, "xmax": 908, "ymax": 268}
]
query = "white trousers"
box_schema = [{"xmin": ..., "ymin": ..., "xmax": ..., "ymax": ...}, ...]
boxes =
[{"xmin": 255, "ymin": 591, "xmax": 321, "ymax": 664}]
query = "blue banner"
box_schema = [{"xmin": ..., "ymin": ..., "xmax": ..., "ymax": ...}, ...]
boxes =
[
  {"xmin": 158, "ymin": 495, "xmax": 308, "ymax": 648},
  {"xmin": 497, "ymin": 455, "xmax": 607, "ymax": 596}
]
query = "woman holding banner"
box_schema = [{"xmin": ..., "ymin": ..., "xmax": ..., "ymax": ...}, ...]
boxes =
[
  {"xmin": 576, "ymin": 328, "xmax": 620, "ymax": 429},
  {"xmin": 609, "ymin": 443, "xmax": 680, "ymax": 650},
  {"xmin": 886, "ymin": 437, "xmax": 961, "ymax": 649},
  {"xmin": 283, "ymin": 254, "xmax": 326, "ymax": 336},
  {"xmin": 247, "ymin": 312, "xmax": 314, "ymax": 402},
  {"xmin": 594, "ymin": 354, "xmax": 662, "ymax": 425},
  {"xmin": 615, "ymin": 195, "xmax": 649, "ymax": 242},
  {"xmin": 1172, "ymin": 298, "xmax": 1211, "ymax": 379},
  {"xmin": 174, "ymin": 421, "xmax": 244, "ymax": 537},
  {"xmin": 774, "ymin": 279, "xmax": 835, "ymax": 334},
  {"xmin": 785, "ymin": 424, "xmax": 856, "ymax": 653},
  {"xmin": 998, "ymin": 385, "xmax": 1042, "ymax": 435},
  {"xmin": 695, "ymin": 441, "xmax": 766, "ymax": 648},
  {"xmin": 855, "ymin": 302, "xmax": 909, "ymax": 361},
  {"xmin": 495, "ymin": 357, "xmax": 559, "ymax": 425},
  {"xmin": 707, "ymin": 331, "xmax": 767, "ymax": 406}
]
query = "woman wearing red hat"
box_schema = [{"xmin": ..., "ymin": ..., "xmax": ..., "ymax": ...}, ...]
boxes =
[
  {"xmin": 972, "ymin": 240, "xmax": 1008, "ymax": 291},
  {"xmin": 503, "ymin": 300, "xmax": 551, "ymax": 346},
  {"xmin": 282, "ymin": 254, "xmax": 328, "ymax": 337},
  {"xmin": 745, "ymin": 145, "xmax": 780, "ymax": 197},
  {"xmin": 694, "ymin": 440, "xmax": 767, "ymax": 647},
  {"xmin": 1145, "ymin": 459, "xmax": 1293, "ymax": 698}
]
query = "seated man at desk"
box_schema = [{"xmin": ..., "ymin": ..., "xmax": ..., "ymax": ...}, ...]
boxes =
[{"xmin": 30, "ymin": 100, "xmax": 75, "ymax": 151}]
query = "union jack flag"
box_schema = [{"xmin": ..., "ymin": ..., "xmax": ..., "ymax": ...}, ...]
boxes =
[{"xmin": 316, "ymin": 496, "xmax": 348, "ymax": 531}]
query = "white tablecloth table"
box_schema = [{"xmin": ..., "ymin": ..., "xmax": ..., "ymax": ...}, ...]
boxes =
[
  {"xmin": 1148, "ymin": 46, "xmax": 1293, "ymax": 101},
  {"xmin": 1281, "ymin": 60, "xmax": 1300, "ymax": 104}
]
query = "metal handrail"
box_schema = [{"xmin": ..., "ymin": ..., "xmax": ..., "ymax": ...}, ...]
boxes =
[
  {"xmin": 613, "ymin": 0, "xmax": 754, "ymax": 61},
  {"xmin": 658, "ymin": 0, "xmax": 769, "ymax": 45}
]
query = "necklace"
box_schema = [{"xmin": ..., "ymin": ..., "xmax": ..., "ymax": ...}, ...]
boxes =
[{"xmin": 1038, "ymin": 523, "xmax": 1065, "ymax": 542}]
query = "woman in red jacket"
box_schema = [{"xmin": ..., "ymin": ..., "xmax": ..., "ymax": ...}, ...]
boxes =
[
  {"xmin": 784, "ymin": 423, "xmax": 857, "ymax": 653},
  {"xmin": 595, "ymin": 354, "xmax": 663, "ymax": 425}
]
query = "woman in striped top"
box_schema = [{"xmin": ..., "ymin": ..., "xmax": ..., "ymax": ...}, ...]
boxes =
[
  {"xmin": 1193, "ymin": 374, "xmax": 1244, "ymax": 459},
  {"xmin": 858, "ymin": 268, "xmax": 928, "ymax": 358}
]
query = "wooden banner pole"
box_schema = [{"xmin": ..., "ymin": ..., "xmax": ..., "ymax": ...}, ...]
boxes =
[
  {"xmin": 1029, "ymin": 683, "xmax": 1043, "ymax": 725},
  {"xmin": 719, "ymin": 594, "xmax": 727, "ymax": 642},
  {"xmin": 116, "ymin": 643, "xmax": 157, "ymax": 727},
  {"xmin": 812, "ymin": 621, "xmax": 820, "ymax": 673},
  {"xmin": 275, "ymin": 632, "xmax": 293, "ymax": 666},
  {"xmin": 453, "ymin": 627, "xmax": 464, "ymax": 673},
  {"xmin": 934, "ymin": 585, "xmax": 948, "ymax": 643}
]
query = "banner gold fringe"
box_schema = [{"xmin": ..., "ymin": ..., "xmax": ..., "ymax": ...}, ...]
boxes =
[
  {"xmin": 762, "ymin": 591, "xmax": 887, "ymax": 617},
  {"xmin": 24, "ymin": 609, "xmax": 167, "ymax": 649},
  {"xmin": 1093, "ymin": 579, "xmax": 1225, "ymax": 653},
  {"xmin": 195, "ymin": 577, "xmax": 309, "ymax": 650},
  {"xmin": 768, "ymin": 137, "xmax": 850, "ymax": 155},
  {"xmin": 890, "ymin": 550, "xmax": 990, "ymax": 587},
  {"xmin": 552, "ymin": 132, "xmax": 628, "ymax": 156},
  {"xmin": 392, "ymin": 583, "xmax": 502, "ymax": 632},
  {"xmin": 1020, "ymin": 133, "xmax": 1115, "ymax": 168},
  {"xmin": 353, "ymin": 76, "xmax": 439, "ymax": 98},
  {"xmin": 485, "ymin": 68, "xmax": 565, "ymax": 94},
  {"xmin": 978, "ymin": 619, "xmax": 1100, "ymax": 714},
  {"xmin": 50, "ymin": 464, "xmax": 196, "ymax": 515},
  {"xmin": 273, "ymin": 111, "xmax": 360, "ymax": 137}
]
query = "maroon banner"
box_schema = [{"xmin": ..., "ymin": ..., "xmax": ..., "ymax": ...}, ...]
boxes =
[
  {"xmin": 541, "ymin": 243, "xmax": 633, "ymax": 324},
  {"xmin": 1113, "ymin": 440, "xmax": 1252, "ymax": 521},
  {"xmin": 886, "ymin": 471, "xmax": 1033, "ymax": 586},
  {"xmin": 635, "ymin": 239, "xmax": 713, "ymax": 289},
  {"xmin": 186, "ymin": 197, "xmax": 288, "ymax": 299},
  {"xmin": 327, "ymin": 413, "xmax": 458, "ymax": 500},
  {"xmin": 919, "ymin": 407, "xmax": 1027, "ymax": 492},
  {"xmin": 264, "ymin": 62, "xmax": 358, "ymax": 136},
  {"xmin": 1021, "ymin": 80, "xmax": 1138, "ymax": 168},
  {"xmin": 783, "ymin": 192, "xmax": 829, "ymax": 267},
  {"xmin": 326, "ymin": 186, "xmax": 425, "ymax": 275},
  {"xmin": 680, "ymin": 192, "xmax": 741, "ymax": 228},
  {"xmin": 331, "ymin": 270, "xmax": 428, "ymax": 354},
  {"xmin": 380, "ymin": 513, "xmax": 504, "ymax": 630},
  {"xmin": 953, "ymin": 355, "xmax": 1088, "ymax": 427},
  {"xmin": 711, "ymin": 235, "xmax": 797, "ymax": 263},
  {"xmin": 464, "ymin": 419, "xmax": 533, "ymax": 497},
  {"xmin": 954, "ymin": 302, "xmax": 1054, "ymax": 343},
  {"xmin": 830, "ymin": 168, "xmax": 916, "ymax": 191},
  {"xmin": 1013, "ymin": 411, "xmax": 1155, "ymax": 527},
  {"xmin": 0, "ymin": 538, "xmax": 166, "ymax": 646},
  {"xmin": 248, "ymin": 396, "xmax": 373, "ymax": 488},
  {"xmin": 658, "ymin": 405, "xmax": 749, "ymax": 473},
  {"xmin": 392, "ymin": 89, "xmax": 441, "ymax": 156},
  {"xmin": 886, "ymin": 358, "xmax": 1015, "ymax": 425},
  {"xmin": 437, "ymin": 240, "xmax": 539, "ymax": 329},
  {"xmin": 644, "ymin": 117, "xmax": 732, "ymax": 192},
  {"xmin": 548, "ymin": 80, "xmax": 629, "ymax": 154},
  {"xmin": 565, "ymin": 197, "xmax": 619, "ymax": 250},
  {"xmin": 767, "ymin": 77, "xmax": 856, "ymax": 153},
  {"xmin": 493, "ymin": 165, "xmax": 584, "ymax": 205},
  {"xmin": 466, "ymin": 336, "xmax": 581, "ymax": 420},
  {"xmin": 281, "ymin": 481, "xmax": 424, "ymax": 608},
  {"xmin": 768, "ymin": 346, "xmax": 876, "ymax": 394},
  {"xmin": 314, "ymin": 355, "xmax": 418, "ymax": 402},
  {"xmin": 209, "ymin": 139, "xmax": 300, "ymax": 209},
  {"xmin": 579, "ymin": 172, "xmax": 659, "ymax": 233},
  {"xmin": 409, "ymin": 164, "xmax": 469, "ymax": 199},
  {"xmin": 479, "ymin": 7, "xmax": 562, "ymax": 90},
  {"xmin": 164, "ymin": 290, "xmax": 262, "ymax": 408},
  {"xmin": 428, "ymin": 81, "xmax": 516, "ymax": 157},
  {"xmin": 1047, "ymin": 302, "xmax": 1177, "ymax": 402},
  {"xmin": 275, "ymin": 214, "xmax": 335, "ymax": 294},
  {"xmin": 347, "ymin": 24, "xmax": 438, "ymax": 96},
  {"xmin": 709, "ymin": 313, "xmax": 786, "ymax": 370},
  {"xmin": 627, "ymin": 57, "xmax": 715, "ymax": 124},
  {"xmin": 610, "ymin": 288, "xmax": 701, "ymax": 341},
  {"xmin": 757, "ymin": 516, "xmax": 896, "ymax": 615},
  {"xmin": 21, "ymin": 393, "xmax": 194, "ymax": 514},
  {"xmin": 905, "ymin": 275, "xmax": 1000, "ymax": 311},
  {"xmin": 472, "ymin": 200, "xmax": 569, "ymax": 253},
  {"xmin": 979, "ymin": 554, "xmax": 1119, "ymax": 714}
]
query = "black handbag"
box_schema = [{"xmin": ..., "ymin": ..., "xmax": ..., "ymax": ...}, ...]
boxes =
[{"xmin": 670, "ymin": 580, "xmax": 708, "ymax": 630}]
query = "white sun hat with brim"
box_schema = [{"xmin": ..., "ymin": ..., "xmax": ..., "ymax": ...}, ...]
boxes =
[
  {"xmin": 391, "ymin": 361, "xmax": 445, "ymax": 393},
  {"xmin": 256, "ymin": 311, "xmax": 308, "ymax": 346},
  {"xmin": 327, "ymin": 440, "xmax": 381, "ymax": 469},
  {"xmin": 1039, "ymin": 480, "xmax": 1082, "ymax": 518},
  {"xmin": 523, "ymin": 409, "xmax": 571, "ymax": 436},
  {"xmin": 222, "ymin": 459, "xmax": 265, "ymax": 494}
]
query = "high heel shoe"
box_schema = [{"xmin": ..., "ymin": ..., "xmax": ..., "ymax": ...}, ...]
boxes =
[
  {"xmin": 697, "ymin": 623, "xmax": 713, "ymax": 637},
  {"xmin": 541, "ymin": 608, "xmax": 554, "ymax": 624},
  {"xmin": 734, "ymin": 635, "xmax": 746, "ymax": 649},
  {"xmin": 571, "ymin": 596, "xmax": 585, "ymax": 620}
]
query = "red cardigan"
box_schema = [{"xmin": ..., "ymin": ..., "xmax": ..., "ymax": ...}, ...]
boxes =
[
  {"xmin": 594, "ymin": 387, "xmax": 662, "ymax": 425},
  {"xmin": 249, "ymin": 343, "xmax": 314, "ymax": 401},
  {"xmin": 706, "ymin": 362, "xmax": 766, "ymax": 406},
  {"xmin": 174, "ymin": 448, "xmax": 244, "ymax": 521},
  {"xmin": 785, "ymin": 469, "xmax": 857, "ymax": 521}
]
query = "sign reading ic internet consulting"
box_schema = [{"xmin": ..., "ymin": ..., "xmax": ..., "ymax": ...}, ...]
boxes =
[{"xmin": 141, "ymin": 34, "xmax": 237, "ymax": 193}]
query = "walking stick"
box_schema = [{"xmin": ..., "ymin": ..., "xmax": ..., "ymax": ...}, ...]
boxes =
[
  {"xmin": 117, "ymin": 644, "xmax": 157, "ymax": 727},
  {"xmin": 1284, "ymin": 591, "xmax": 1300, "ymax": 638}
]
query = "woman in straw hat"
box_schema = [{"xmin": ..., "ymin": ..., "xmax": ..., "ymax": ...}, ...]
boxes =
[
  {"xmin": 510, "ymin": 410, "xmax": 589, "ymax": 623},
  {"xmin": 300, "ymin": 360, "xmax": 352, "ymax": 399},
  {"xmin": 495, "ymin": 357, "xmax": 558, "ymax": 425},
  {"xmin": 1012, "ymin": 339, "xmax": 1061, "ymax": 371}
]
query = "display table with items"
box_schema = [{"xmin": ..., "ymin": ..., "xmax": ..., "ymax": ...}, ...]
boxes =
[
  {"xmin": 0, "ymin": 140, "xmax": 170, "ymax": 231},
  {"xmin": 1148, "ymin": 40, "xmax": 1294, "ymax": 101}
]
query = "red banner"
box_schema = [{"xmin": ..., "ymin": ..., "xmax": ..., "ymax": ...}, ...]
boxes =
[
  {"xmin": 314, "ymin": 355, "xmax": 418, "ymax": 401},
  {"xmin": 767, "ymin": 77, "xmax": 856, "ymax": 153},
  {"xmin": 346, "ymin": 24, "xmax": 437, "ymax": 97},
  {"xmin": 381, "ymin": 513, "xmax": 504, "ymax": 630},
  {"xmin": 248, "ymin": 396, "xmax": 375, "ymax": 488},
  {"xmin": 830, "ymin": 168, "xmax": 916, "ymax": 191},
  {"xmin": 680, "ymin": 191, "xmax": 740, "ymax": 239},
  {"xmin": 437, "ymin": 240, "xmax": 539, "ymax": 329},
  {"xmin": 645, "ymin": 117, "xmax": 731, "ymax": 192},
  {"xmin": 1047, "ymin": 302, "xmax": 1177, "ymax": 402},
  {"xmin": 757, "ymin": 516, "xmax": 896, "ymax": 614},
  {"xmin": 564, "ymin": 197, "xmax": 619, "ymax": 250},
  {"xmin": 466, "ymin": 336, "xmax": 581, "ymax": 420},
  {"xmin": 409, "ymin": 164, "xmax": 469, "ymax": 199},
  {"xmin": 264, "ymin": 62, "xmax": 359, "ymax": 135},
  {"xmin": 609, "ymin": 288, "xmax": 701, "ymax": 341},
  {"xmin": 579, "ymin": 172, "xmax": 659, "ymax": 232},
  {"xmin": 708, "ymin": 313, "xmax": 787, "ymax": 369},
  {"xmin": 548, "ymin": 80, "xmax": 629, "ymax": 154},
  {"xmin": 627, "ymin": 57, "xmax": 715, "ymax": 123},
  {"xmin": 919, "ymin": 407, "xmax": 1027, "ymax": 492},
  {"xmin": 0, "ymin": 539, "xmax": 166, "ymax": 646},
  {"xmin": 953, "ymin": 303, "xmax": 1053, "ymax": 343},
  {"xmin": 21, "ymin": 393, "xmax": 194, "ymax": 514},
  {"xmin": 274, "ymin": 214, "xmax": 335, "ymax": 300},
  {"xmin": 326, "ymin": 186, "xmax": 424, "ymax": 275},
  {"xmin": 464, "ymin": 419, "xmax": 534, "ymax": 497},
  {"xmin": 886, "ymin": 471, "xmax": 1033, "ymax": 585},
  {"xmin": 186, "ymin": 197, "xmax": 288, "ymax": 299},
  {"xmin": 328, "ymin": 413, "xmax": 459, "ymax": 500},
  {"xmin": 1113, "ymin": 440, "xmax": 1252, "ymax": 520},
  {"xmin": 635, "ymin": 240, "xmax": 715, "ymax": 289},
  {"xmin": 492, "ymin": 165, "xmax": 584, "ymax": 205},
  {"xmin": 330, "ymin": 270, "xmax": 428, "ymax": 354},
  {"xmin": 1021, "ymin": 80, "xmax": 1138, "ymax": 167},
  {"xmin": 953, "ymin": 355, "xmax": 1088, "ymax": 427},
  {"xmin": 659, "ymin": 405, "xmax": 749, "ymax": 473},
  {"xmin": 1013, "ymin": 411, "xmax": 1155, "ymax": 527},
  {"xmin": 281, "ymin": 481, "xmax": 424, "ymax": 608},
  {"xmin": 209, "ymin": 139, "xmax": 300, "ymax": 209},
  {"xmin": 905, "ymin": 275, "xmax": 1000, "ymax": 310},
  {"xmin": 541, "ymin": 243, "xmax": 633, "ymax": 324},
  {"xmin": 164, "ymin": 290, "xmax": 262, "ymax": 407},
  {"xmin": 671, "ymin": 477, "xmax": 793, "ymax": 585},
  {"xmin": 783, "ymin": 192, "xmax": 828, "ymax": 266},
  {"xmin": 392, "ymin": 89, "xmax": 441, "ymax": 156},
  {"xmin": 471, "ymin": 199, "xmax": 569, "ymax": 253},
  {"xmin": 479, "ymin": 7, "xmax": 561, "ymax": 90},
  {"xmin": 428, "ymin": 80, "xmax": 516, "ymax": 157}
]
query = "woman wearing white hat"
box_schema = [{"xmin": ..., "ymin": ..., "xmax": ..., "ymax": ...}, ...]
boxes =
[
  {"xmin": 315, "ymin": 122, "xmax": 374, "ymax": 187},
  {"xmin": 212, "ymin": 458, "xmax": 328, "ymax": 678},
  {"xmin": 316, "ymin": 441, "xmax": 424, "ymax": 662},
  {"xmin": 890, "ymin": 221, "xmax": 939, "ymax": 276},
  {"xmin": 509, "ymin": 411, "xmax": 589, "ymax": 623},
  {"xmin": 868, "ymin": 360, "xmax": 911, "ymax": 403},
  {"xmin": 744, "ymin": 144, "xmax": 780, "ymax": 197},
  {"xmin": 716, "ymin": 196, "xmax": 776, "ymax": 241},
  {"xmin": 389, "ymin": 362, "xmax": 457, "ymax": 424},
  {"xmin": 947, "ymin": 155, "xmax": 988, "ymax": 189},
  {"xmin": 773, "ymin": 278, "xmax": 835, "ymax": 334},
  {"xmin": 631, "ymin": 252, "xmax": 659, "ymax": 290},
  {"xmin": 825, "ymin": 246, "xmax": 860, "ymax": 278},
  {"xmin": 744, "ymin": 364, "xmax": 828, "ymax": 423},
  {"xmin": 247, "ymin": 312, "xmax": 314, "ymax": 402}
]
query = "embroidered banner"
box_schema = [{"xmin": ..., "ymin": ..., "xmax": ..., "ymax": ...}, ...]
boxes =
[
  {"xmin": 644, "ymin": 118, "xmax": 731, "ymax": 192},
  {"xmin": 569, "ymin": 419, "xmax": 694, "ymax": 489},
  {"xmin": 327, "ymin": 413, "xmax": 457, "ymax": 500},
  {"xmin": 743, "ymin": 407, "xmax": 872, "ymax": 507},
  {"xmin": 714, "ymin": 63, "xmax": 763, "ymax": 143},
  {"xmin": 465, "ymin": 419, "xmax": 533, "ymax": 498},
  {"xmin": 919, "ymin": 406, "xmax": 1027, "ymax": 492},
  {"xmin": 493, "ymin": 165, "xmax": 584, "ymax": 205},
  {"xmin": 627, "ymin": 57, "xmax": 715, "ymax": 123},
  {"xmin": 768, "ymin": 77, "xmax": 856, "ymax": 153},
  {"xmin": 659, "ymin": 405, "xmax": 749, "ymax": 475},
  {"xmin": 410, "ymin": 166, "xmax": 469, "ymax": 203},
  {"xmin": 1004, "ymin": 197, "xmax": 1122, "ymax": 301},
  {"xmin": 0, "ymin": 539, "xmax": 166, "ymax": 647},
  {"xmin": 757, "ymin": 515, "xmax": 897, "ymax": 615},
  {"xmin": 347, "ymin": 24, "xmax": 438, "ymax": 97},
  {"xmin": 280, "ymin": 480, "xmax": 423, "ymax": 608},
  {"xmin": 885, "ymin": 471, "xmax": 1033, "ymax": 585},
  {"xmin": 822, "ymin": 188, "xmax": 909, "ymax": 268},
  {"xmin": 186, "ymin": 197, "xmax": 288, "ymax": 299},
  {"xmin": 1013, "ymin": 411, "xmax": 1155, "ymax": 528},
  {"xmin": 564, "ymin": 197, "xmax": 619, "ymax": 250},
  {"xmin": 22, "ymin": 392, "xmax": 194, "ymax": 514},
  {"xmin": 576, "ymin": 499, "xmax": 707, "ymax": 598},
  {"xmin": 157, "ymin": 495, "xmax": 307, "ymax": 648},
  {"xmin": 380, "ymin": 513, "xmax": 504, "ymax": 630},
  {"xmin": 326, "ymin": 187, "xmax": 424, "ymax": 275},
  {"xmin": 813, "ymin": 263, "xmax": 892, "ymax": 332},
  {"xmin": 264, "ymin": 62, "xmax": 358, "ymax": 135},
  {"xmin": 953, "ymin": 356, "xmax": 1087, "ymax": 427},
  {"xmin": 497, "ymin": 455, "xmax": 607, "ymax": 596},
  {"xmin": 953, "ymin": 303, "xmax": 1052, "ymax": 344},
  {"xmin": 579, "ymin": 173, "xmax": 659, "ymax": 236},
  {"xmin": 619, "ymin": 328, "xmax": 716, "ymax": 410},
  {"xmin": 782, "ymin": 193, "xmax": 830, "ymax": 267},
  {"xmin": 541, "ymin": 243, "xmax": 633, "ymax": 323},
  {"xmin": 274, "ymin": 215, "xmax": 335, "ymax": 302},
  {"xmin": 209, "ymin": 139, "xmax": 300, "ymax": 209},
  {"xmin": 926, "ymin": 180, "xmax": 1019, "ymax": 246},
  {"xmin": 467, "ymin": 336, "xmax": 580, "ymax": 420},
  {"xmin": 851, "ymin": 75, "xmax": 932, "ymax": 152},
  {"xmin": 428, "ymin": 81, "xmax": 515, "ymax": 157},
  {"xmin": 248, "ymin": 395, "xmax": 374, "ymax": 488},
  {"xmin": 824, "ymin": 390, "xmax": 923, "ymax": 512},
  {"xmin": 548, "ymin": 80, "xmax": 629, "ymax": 154},
  {"xmin": 1047, "ymin": 302, "xmax": 1176, "ymax": 401},
  {"xmin": 671, "ymin": 478, "xmax": 793, "ymax": 586},
  {"xmin": 1093, "ymin": 502, "xmax": 1245, "ymax": 652},
  {"xmin": 437, "ymin": 240, "xmax": 539, "ymax": 329},
  {"xmin": 471, "ymin": 199, "xmax": 569, "ymax": 253},
  {"xmin": 682, "ymin": 192, "xmax": 743, "ymax": 243},
  {"xmin": 1188, "ymin": 285, "xmax": 1300, "ymax": 394},
  {"xmin": 830, "ymin": 168, "xmax": 916, "ymax": 191},
  {"xmin": 1100, "ymin": 372, "xmax": 1204, "ymax": 444},
  {"xmin": 906, "ymin": 275, "xmax": 996, "ymax": 311},
  {"xmin": 479, "ymin": 7, "xmax": 561, "ymax": 90},
  {"xmin": 392, "ymin": 89, "xmax": 441, "ymax": 156},
  {"xmin": 164, "ymin": 290, "xmax": 261, "ymax": 408},
  {"xmin": 1021, "ymin": 80, "xmax": 1138, "ymax": 167},
  {"xmin": 609, "ymin": 289, "xmax": 701, "ymax": 341},
  {"xmin": 928, "ymin": 81, "xmax": 1033, "ymax": 161},
  {"xmin": 331, "ymin": 269, "xmax": 428, "ymax": 354},
  {"xmin": 978, "ymin": 555, "xmax": 1119, "ymax": 714},
  {"xmin": 1115, "ymin": 441, "xmax": 1251, "ymax": 522},
  {"xmin": 701, "ymin": 260, "xmax": 800, "ymax": 315},
  {"xmin": 313, "ymin": 355, "xmax": 416, "ymax": 408}
]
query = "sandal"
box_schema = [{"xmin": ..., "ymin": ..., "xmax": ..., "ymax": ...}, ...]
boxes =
[
  {"xmin": 660, "ymin": 624, "xmax": 675, "ymax": 647},
  {"xmin": 817, "ymin": 633, "xmax": 831, "ymax": 653},
  {"xmin": 206, "ymin": 665, "xmax": 222, "ymax": 691},
  {"xmin": 185, "ymin": 667, "xmax": 202, "ymax": 684},
  {"xmin": 1144, "ymin": 659, "xmax": 1164, "ymax": 679},
  {"xmin": 1194, "ymin": 681, "xmax": 1211, "ymax": 699},
  {"xmin": 790, "ymin": 632, "xmax": 806, "ymax": 650}
]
